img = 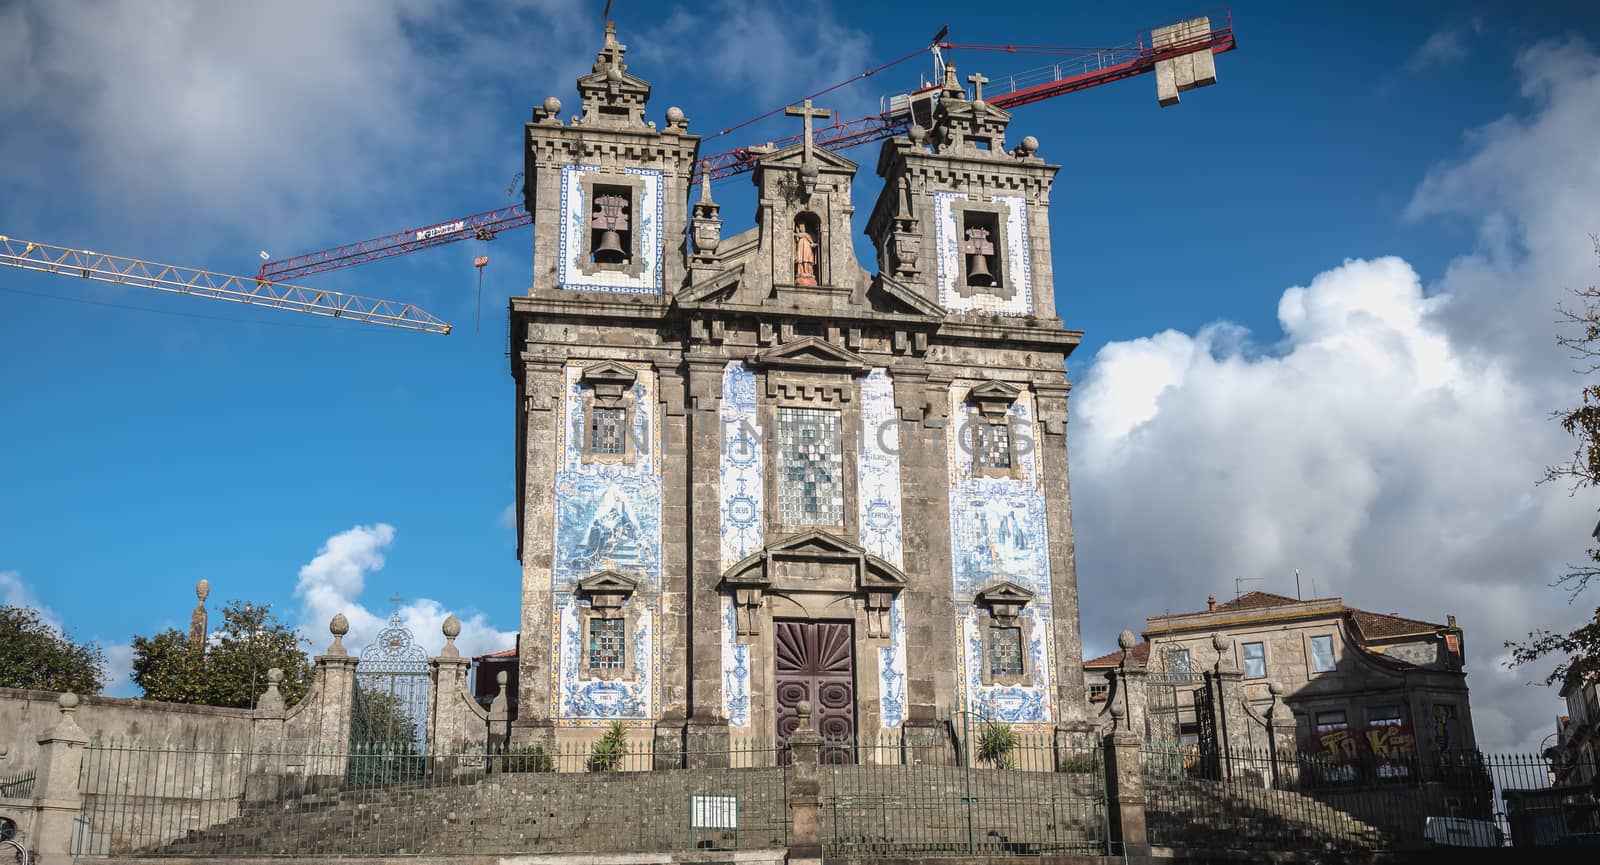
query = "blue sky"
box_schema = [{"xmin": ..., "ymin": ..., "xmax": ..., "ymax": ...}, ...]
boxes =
[{"xmin": 2, "ymin": 0, "xmax": 1597, "ymax": 751}]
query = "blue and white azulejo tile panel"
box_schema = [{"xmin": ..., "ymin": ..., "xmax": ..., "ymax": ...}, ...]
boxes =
[
  {"xmin": 721, "ymin": 596, "xmax": 752, "ymax": 728},
  {"xmin": 719, "ymin": 362, "xmax": 763, "ymax": 571},
  {"xmin": 859, "ymin": 369, "xmax": 908, "ymax": 729},
  {"xmin": 857, "ymin": 369, "xmax": 905, "ymax": 568},
  {"xmin": 557, "ymin": 164, "xmax": 664, "ymax": 294},
  {"xmin": 549, "ymin": 361, "xmax": 662, "ymax": 725},
  {"xmin": 932, "ymin": 191, "xmax": 1034, "ymax": 316},
  {"xmin": 946, "ymin": 382, "xmax": 1054, "ymax": 725}
]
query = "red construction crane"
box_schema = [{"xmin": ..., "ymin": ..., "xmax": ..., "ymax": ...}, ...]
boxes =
[{"xmin": 257, "ymin": 9, "xmax": 1235, "ymax": 284}]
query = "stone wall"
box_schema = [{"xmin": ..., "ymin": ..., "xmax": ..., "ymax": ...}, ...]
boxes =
[{"xmin": 0, "ymin": 687, "xmax": 254, "ymax": 777}]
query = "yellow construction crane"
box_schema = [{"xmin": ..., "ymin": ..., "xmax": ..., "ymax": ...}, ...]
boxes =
[{"xmin": 0, "ymin": 235, "xmax": 451, "ymax": 335}]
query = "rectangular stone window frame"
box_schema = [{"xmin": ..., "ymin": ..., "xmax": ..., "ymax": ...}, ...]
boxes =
[
  {"xmin": 576, "ymin": 172, "xmax": 647, "ymax": 280},
  {"xmin": 1240, "ymin": 640, "xmax": 1267, "ymax": 680},
  {"xmin": 1367, "ymin": 704, "xmax": 1404, "ymax": 727},
  {"xmin": 967, "ymin": 408, "xmax": 1020, "ymax": 480},
  {"xmin": 579, "ymin": 601, "xmax": 638, "ymax": 682},
  {"xmin": 1306, "ymin": 632, "xmax": 1337, "ymax": 675},
  {"xmin": 949, "ymin": 198, "xmax": 1016, "ymax": 302},
  {"xmin": 1314, "ymin": 708, "xmax": 1347, "ymax": 733},
  {"xmin": 762, "ymin": 389, "xmax": 857, "ymax": 537},
  {"xmin": 978, "ymin": 609, "xmax": 1033, "ymax": 687},
  {"xmin": 580, "ymin": 388, "xmax": 638, "ymax": 465}
]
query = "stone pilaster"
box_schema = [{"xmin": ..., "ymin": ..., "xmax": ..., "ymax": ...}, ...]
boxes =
[
  {"xmin": 30, "ymin": 693, "xmax": 88, "ymax": 865},
  {"xmin": 1268, "ymin": 682, "xmax": 1299, "ymax": 788},
  {"xmin": 894, "ymin": 370, "xmax": 957, "ymax": 729},
  {"xmin": 655, "ymin": 365, "xmax": 690, "ymax": 761},
  {"xmin": 1039, "ymin": 384, "xmax": 1090, "ymax": 729},
  {"xmin": 1111, "ymin": 629, "xmax": 1149, "ymax": 739},
  {"xmin": 513, "ymin": 361, "xmax": 563, "ymax": 744},
  {"xmin": 247, "ymin": 668, "xmax": 287, "ymax": 800},
  {"xmin": 685, "ymin": 357, "xmax": 729, "ymax": 764}
]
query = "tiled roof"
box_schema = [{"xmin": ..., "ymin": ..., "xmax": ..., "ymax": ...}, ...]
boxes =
[
  {"xmin": 1084, "ymin": 640, "xmax": 1151, "ymax": 668},
  {"xmin": 474, "ymin": 647, "xmax": 518, "ymax": 660},
  {"xmin": 1212, "ymin": 591, "xmax": 1302, "ymax": 612},
  {"xmin": 1346, "ymin": 607, "xmax": 1445, "ymax": 639}
]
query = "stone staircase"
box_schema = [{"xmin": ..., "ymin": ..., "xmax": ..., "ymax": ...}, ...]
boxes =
[
  {"xmin": 159, "ymin": 767, "xmax": 790, "ymax": 857},
  {"xmin": 1145, "ymin": 775, "xmax": 1394, "ymax": 854}
]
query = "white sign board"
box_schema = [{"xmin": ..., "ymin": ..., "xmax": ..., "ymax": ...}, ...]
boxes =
[{"xmin": 690, "ymin": 794, "xmax": 738, "ymax": 830}]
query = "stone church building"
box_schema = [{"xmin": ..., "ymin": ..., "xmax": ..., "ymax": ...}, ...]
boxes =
[{"xmin": 509, "ymin": 24, "xmax": 1090, "ymax": 753}]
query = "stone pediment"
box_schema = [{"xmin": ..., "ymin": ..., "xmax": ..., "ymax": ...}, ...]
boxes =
[
  {"xmin": 974, "ymin": 580, "xmax": 1035, "ymax": 605},
  {"xmin": 967, "ymin": 379, "xmax": 1022, "ymax": 421},
  {"xmin": 748, "ymin": 337, "xmax": 867, "ymax": 374},
  {"xmin": 677, "ymin": 264, "xmax": 744, "ymax": 305},
  {"xmin": 579, "ymin": 361, "xmax": 638, "ymax": 402},
  {"xmin": 756, "ymin": 142, "xmax": 859, "ymax": 175},
  {"xmin": 576, "ymin": 570, "xmax": 640, "ymax": 594},
  {"xmin": 720, "ymin": 529, "xmax": 907, "ymax": 593},
  {"xmin": 872, "ymin": 274, "xmax": 947, "ymax": 318}
]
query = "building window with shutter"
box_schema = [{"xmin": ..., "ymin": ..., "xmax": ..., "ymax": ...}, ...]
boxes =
[{"xmin": 1314, "ymin": 709, "xmax": 1347, "ymax": 733}]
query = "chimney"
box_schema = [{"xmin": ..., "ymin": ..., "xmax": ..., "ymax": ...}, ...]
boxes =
[
  {"xmin": 1447, "ymin": 615, "xmax": 1457, "ymax": 629},
  {"xmin": 1207, "ymin": 594, "xmax": 1216, "ymax": 612}
]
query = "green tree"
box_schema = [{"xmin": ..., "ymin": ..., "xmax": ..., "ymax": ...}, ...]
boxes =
[
  {"xmin": 1509, "ymin": 237, "xmax": 1600, "ymax": 688},
  {"xmin": 132, "ymin": 600, "xmax": 312, "ymax": 708},
  {"xmin": 0, "ymin": 605, "xmax": 105, "ymax": 694}
]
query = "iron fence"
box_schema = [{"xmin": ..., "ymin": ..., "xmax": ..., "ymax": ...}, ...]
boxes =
[
  {"xmin": 1141, "ymin": 744, "xmax": 1600, "ymax": 853},
  {"xmin": 823, "ymin": 725, "xmax": 1108, "ymax": 858},
  {"xmin": 0, "ymin": 771, "xmax": 35, "ymax": 799},
  {"xmin": 75, "ymin": 735, "xmax": 788, "ymax": 857}
]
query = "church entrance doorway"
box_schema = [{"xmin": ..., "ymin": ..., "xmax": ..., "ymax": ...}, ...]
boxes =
[{"xmin": 774, "ymin": 619, "xmax": 856, "ymax": 764}]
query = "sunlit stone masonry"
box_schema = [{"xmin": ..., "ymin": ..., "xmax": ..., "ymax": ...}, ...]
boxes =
[{"xmin": 508, "ymin": 22, "xmax": 1091, "ymax": 756}]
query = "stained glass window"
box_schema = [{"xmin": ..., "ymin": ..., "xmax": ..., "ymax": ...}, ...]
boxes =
[
  {"xmin": 588, "ymin": 618, "xmax": 625, "ymax": 670},
  {"xmin": 989, "ymin": 627, "xmax": 1024, "ymax": 676},
  {"xmin": 973, "ymin": 419, "xmax": 1012, "ymax": 470},
  {"xmin": 590, "ymin": 406, "xmax": 626, "ymax": 456},
  {"xmin": 777, "ymin": 408, "xmax": 843, "ymax": 525}
]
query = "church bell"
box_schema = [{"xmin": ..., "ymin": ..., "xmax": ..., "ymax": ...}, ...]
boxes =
[
  {"xmin": 965, "ymin": 252, "xmax": 996, "ymax": 286},
  {"xmin": 594, "ymin": 229, "xmax": 627, "ymax": 263}
]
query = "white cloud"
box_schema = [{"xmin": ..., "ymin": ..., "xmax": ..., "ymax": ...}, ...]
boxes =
[
  {"xmin": 1406, "ymin": 28, "xmax": 1469, "ymax": 72},
  {"xmin": 639, "ymin": 0, "xmax": 877, "ymax": 132},
  {"xmin": 1072, "ymin": 39, "xmax": 1600, "ymax": 752},
  {"xmin": 293, "ymin": 523, "xmax": 515, "ymax": 663},
  {"xmin": 101, "ymin": 642, "xmax": 137, "ymax": 698},
  {"xmin": 1, "ymin": 569, "xmax": 60, "ymax": 632},
  {"xmin": 0, "ymin": 0, "xmax": 590, "ymax": 247}
]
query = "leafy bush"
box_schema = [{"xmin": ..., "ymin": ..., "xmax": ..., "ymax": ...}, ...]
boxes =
[
  {"xmin": 589, "ymin": 720, "xmax": 630, "ymax": 772},
  {"xmin": 498, "ymin": 743, "xmax": 554, "ymax": 773},
  {"xmin": 976, "ymin": 721, "xmax": 1017, "ymax": 769}
]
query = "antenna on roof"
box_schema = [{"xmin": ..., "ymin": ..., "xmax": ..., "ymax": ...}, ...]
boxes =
[
  {"xmin": 1234, "ymin": 576, "xmax": 1263, "ymax": 600},
  {"xmin": 603, "ymin": 0, "xmax": 613, "ymax": 21},
  {"xmin": 1295, "ymin": 568, "xmax": 1302, "ymax": 600}
]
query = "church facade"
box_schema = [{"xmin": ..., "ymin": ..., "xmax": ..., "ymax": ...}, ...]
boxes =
[{"xmin": 510, "ymin": 24, "xmax": 1091, "ymax": 754}]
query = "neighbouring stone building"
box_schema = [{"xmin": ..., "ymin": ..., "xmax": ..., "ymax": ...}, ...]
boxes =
[
  {"xmin": 1552, "ymin": 614, "xmax": 1599, "ymax": 786},
  {"xmin": 1085, "ymin": 591, "xmax": 1474, "ymax": 759},
  {"xmin": 507, "ymin": 23, "xmax": 1091, "ymax": 754}
]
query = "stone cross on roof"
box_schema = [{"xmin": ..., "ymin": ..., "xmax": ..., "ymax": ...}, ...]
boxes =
[
  {"xmin": 785, "ymin": 98, "xmax": 831, "ymax": 165},
  {"xmin": 967, "ymin": 72, "xmax": 989, "ymax": 102}
]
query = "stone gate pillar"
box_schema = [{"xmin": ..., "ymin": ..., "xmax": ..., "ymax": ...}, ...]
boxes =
[
  {"xmin": 31, "ymin": 693, "xmax": 88, "ymax": 865},
  {"xmin": 428, "ymin": 615, "xmax": 488, "ymax": 754},
  {"xmin": 1103, "ymin": 704, "xmax": 1151, "ymax": 864}
]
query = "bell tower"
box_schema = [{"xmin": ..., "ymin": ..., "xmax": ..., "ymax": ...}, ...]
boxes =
[
  {"xmin": 523, "ymin": 22, "xmax": 700, "ymax": 296},
  {"xmin": 866, "ymin": 63, "xmax": 1060, "ymax": 321}
]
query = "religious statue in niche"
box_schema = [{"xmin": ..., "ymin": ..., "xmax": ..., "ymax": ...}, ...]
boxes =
[
  {"xmin": 794, "ymin": 221, "xmax": 819, "ymax": 286},
  {"xmin": 962, "ymin": 224, "xmax": 997, "ymax": 287},
  {"xmin": 591, "ymin": 191, "xmax": 631, "ymax": 264}
]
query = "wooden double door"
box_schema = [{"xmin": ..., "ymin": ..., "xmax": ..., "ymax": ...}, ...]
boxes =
[{"xmin": 774, "ymin": 619, "xmax": 856, "ymax": 763}]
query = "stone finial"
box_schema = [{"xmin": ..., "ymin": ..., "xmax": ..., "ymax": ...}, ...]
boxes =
[
  {"xmin": 1117, "ymin": 630, "xmax": 1137, "ymax": 651},
  {"xmin": 1211, "ymin": 632, "xmax": 1229, "ymax": 654},
  {"xmin": 488, "ymin": 671, "xmax": 509, "ymax": 722},
  {"xmin": 439, "ymin": 614, "xmax": 461, "ymax": 659},
  {"xmin": 39, "ymin": 691, "xmax": 88, "ymax": 746},
  {"xmin": 59, "ymin": 692, "xmax": 79, "ymax": 712},
  {"xmin": 1017, "ymin": 135, "xmax": 1039, "ymax": 156},
  {"xmin": 1267, "ymin": 682, "xmax": 1283, "ymax": 697},
  {"xmin": 664, "ymin": 105, "xmax": 688, "ymax": 131},
  {"xmin": 908, "ymin": 123, "xmax": 927, "ymax": 144},
  {"xmin": 796, "ymin": 700, "xmax": 812, "ymax": 726},
  {"xmin": 188, "ymin": 579, "xmax": 210, "ymax": 648},
  {"xmin": 496, "ymin": 670, "xmax": 507, "ymax": 689},
  {"xmin": 256, "ymin": 667, "xmax": 285, "ymax": 714},
  {"xmin": 327, "ymin": 613, "xmax": 350, "ymax": 656}
]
